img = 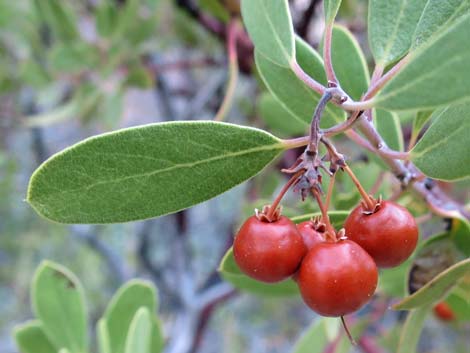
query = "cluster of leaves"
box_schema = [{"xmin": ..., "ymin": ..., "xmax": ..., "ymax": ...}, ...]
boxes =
[
  {"xmin": 0, "ymin": 0, "xmax": 168, "ymax": 127},
  {"xmin": 14, "ymin": 261, "xmax": 164, "ymax": 353}
]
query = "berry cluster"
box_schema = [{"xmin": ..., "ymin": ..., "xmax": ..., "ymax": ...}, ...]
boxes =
[{"xmin": 233, "ymin": 199, "xmax": 419, "ymax": 318}]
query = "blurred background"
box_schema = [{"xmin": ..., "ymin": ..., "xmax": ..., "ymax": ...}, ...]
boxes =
[{"xmin": 0, "ymin": 1, "xmax": 469, "ymax": 352}]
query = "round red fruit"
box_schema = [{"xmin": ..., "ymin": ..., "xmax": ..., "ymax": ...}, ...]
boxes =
[
  {"xmin": 344, "ymin": 201, "xmax": 419, "ymax": 268},
  {"xmin": 297, "ymin": 220, "xmax": 326, "ymax": 250},
  {"xmin": 233, "ymin": 215, "xmax": 307, "ymax": 283},
  {"xmin": 433, "ymin": 302, "xmax": 455, "ymax": 321},
  {"xmin": 297, "ymin": 240, "xmax": 378, "ymax": 317}
]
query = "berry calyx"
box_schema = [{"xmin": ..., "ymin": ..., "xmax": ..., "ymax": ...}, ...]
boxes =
[
  {"xmin": 344, "ymin": 200, "xmax": 419, "ymax": 268},
  {"xmin": 297, "ymin": 219, "xmax": 327, "ymax": 250},
  {"xmin": 433, "ymin": 302, "xmax": 455, "ymax": 321},
  {"xmin": 233, "ymin": 214, "xmax": 307, "ymax": 283},
  {"xmin": 297, "ymin": 239, "xmax": 378, "ymax": 317}
]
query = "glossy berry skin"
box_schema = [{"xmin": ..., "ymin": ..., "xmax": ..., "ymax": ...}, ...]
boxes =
[
  {"xmin": 233, "ymin": 216, "xmax": 307, "ymax": 283},
  {"xmin": 297, "ymin": 221, "xmax": 325, "ymax": 250},
  {"xmin": 297, "ymin": 240, "xmax": 378, "ymax": 317},
  {"xmin": 433, "ymin": 302, "xmax": 455, "ymax": 321},
  {"xmin": 344, "ymin": 201, "xmax": 419, "ymax": 268}
]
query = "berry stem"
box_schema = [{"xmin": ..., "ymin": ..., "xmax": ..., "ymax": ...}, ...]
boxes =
[
  {"xmin": 325, "ymin": 173, "xmax": 336, "ymax": 211},
  {"xmin": 343, "ymin": 165, "xmax": 376, "ymax": 211},
  {"xmin": 266, "ymin": 170, "xmax": 305, "ymax": 221},
  {"xmin": 311, "ymin": 188, "xmax": 336, "ymax": 241},
  {"xmin": 341, "ymin": 316, "xmax": 357, "ymax": 345}
]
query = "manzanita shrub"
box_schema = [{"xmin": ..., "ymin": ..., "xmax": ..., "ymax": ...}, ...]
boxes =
[{"xmin": 18, "ymin": 0, "xmax": 470, "ymax": 352}]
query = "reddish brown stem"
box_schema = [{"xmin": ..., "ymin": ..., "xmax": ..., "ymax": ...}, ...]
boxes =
[
  {"xmin": 325, "ymin": 173, "xmax": 336, "ymax": 211},
  {"xmin": 214, "ymin": 19, "xmax": 239, "ymax": 122},
  {"xmin": 266, "ymin": 170, "xmax": 305, "ymax": 221},
  {"xmin": 311, "ymin": 188, "xmax": 336, "ymax": 241},
  {"xmin": 343, "ymin": 165, "xmax": 376, "ymax": 211},
  {"xmin": 323, "ymin": 22, "xmax": 338, "ymax": 84}
]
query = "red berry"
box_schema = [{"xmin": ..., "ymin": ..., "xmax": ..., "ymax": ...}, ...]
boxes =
[
  {"xmin": 297, "ymin": 220, "xmax": 326, "ymax": 250},
  {"xmin": 233, "ymin": 215, "xmax": 307, "ymax": 283},
  {"xmin": 297, "ymin": 240, "xmax": 378, "ymax": 317},
  {"xmin": 433, "ymin": 302, "xmax": 455, "ymax": 321},
  {"xmin": 344, "ymin": 201, "xmax": 419, "ymax": 268}
]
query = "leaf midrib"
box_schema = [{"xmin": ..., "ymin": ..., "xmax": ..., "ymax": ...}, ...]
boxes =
[
  {"xmin": 259, "ymin": 0, "xmax": 293, "ymax": 66},
  {"xmin": 30, "ymin": 143, "xmax": 284, "ymax": 198},
  {"xmin": 379, "ymin": 0, "xmax": 410, "ymax": 64}
]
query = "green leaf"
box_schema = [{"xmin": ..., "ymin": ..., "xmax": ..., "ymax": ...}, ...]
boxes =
[
  {"xmin": 410, "ymin": 102, "xmax": 470, "ymax": 181},
  {"xmin": 124, "ymin": 308, "xmax": 152, "ymax": 353},
  {"xmin": 256, "ymin": 37, "xmax": 345, "ymax": 129},
  {"xmin": 328, "ymin": 25, "xmax": 369, "ymax": 101},
  {"xmin": 96, "ymin": 2, "xmax": 118, "ymax": 38},
  {"xmin": 257, "ymin": 93, "xmax": 307, "ymax": 137},
  {"xmin": 291, "ymin": 319, "xmax": 333, "ymax": 353},
  {"xmin": 219, "ymin": 247, "xmax": 299, "ymax": 297},
  {"xmin": 32, "ymin": 261, "xmax": 87, "ymax": 353},
  {"xmin": 33, "ymin": 0, "xmax": 78, "ymax": 41},
  {"xmin": 241, "ymin": 0, "xmax": 294, "ymax": 67},
  {"xmin": 49, "ymin": 42, "xmax": 99, "ymax": 74},
  {"xmin": 374, "ymin": 109, "xmax": 404, "ymax": 151},
  {"xmin": 324, "ymin": 0, "xmax": 342, "ymax": 23},
  {"xmin": 447, "ymin": 287, "xmax": 470, "ymax": 321},
  {"xmin": 150, "ymin": 318, "xmax": 165, "ymax": 353},
  {"xmin": 368, "ymin": 0, "xmax": 428, "ymax": 65},
  {"xmin": 379, "ymin": 259, "xmax": 411, "ymax": 298},
  {"xmin": 396, "ymin": 306, "xmax": 430, "ymax": 353},
  {"xmin": 411, "ymin": 110, "xmax": 433, "ymax": 142},
  {"xmin": 412, "ymin": 0, "xmax": 470, "ymax": 49},
  {"xmin": 27, "ymin": 121, "xmax": 284, "ymax": 223},
  {"xmin": 14, "ymin": 321, "xmax": 57, "ymax": 353},
  {"xmin": 373, "ymin": 14, "xmax": 470, "ymax": 111},
  {"xmin": 290, "ymin": 210, "xmax": 350, "ymax": 227},
  {"xmin": 103, "ymin": 280, "xmax": 157, "ymax": 353},
  {"xmin": 450, "ymin": 217, "xmax": 470, "ymax": 256},
  {"xmin": 200, "ymin": 0, "xmax": 230, "ymax": 23},
  {"xmin": 97, "ymin": 319, "xmax": 111, "ymax": 353},
  {"xmin": 395, "ymin": 258, "xmax": 470, "ymax": 310}
]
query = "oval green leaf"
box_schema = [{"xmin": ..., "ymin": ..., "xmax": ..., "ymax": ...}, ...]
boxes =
[
  {"xmin": 292, "ymin": 319, "xmax": 334, "ymax": 353},
  {"xmin": 103, "ymin": 280, "xmax": 157, "ymax": 353},
  {"xmin": 97, "ymin": 319, "xmax": 111, "ymax": 353},
  {"xmin": 32, "ymin": 261, "xmax": 87, "ymax": 353},
  {"xmin": 258, "ymin": 92, "xmax": 307, "ymax": 137},
  {"xmin": 14, "ymin": 320, "xmax": 57, "ymax": 353},
  {"xmin": 411, "ymin": 110, "xmax": 433, "ymax": 143},
  {"xmin": 256, "ymin": 37, "xmax": 345, "ymax": 129},
  {"xmin": 27, "ymin": 121, "xmax": 284, "ymax": 223},
  {"xmin": 368, "ymin": 0, "xmax": 428, "ymax": 65},
  {"xmin": 410, "ymin": 102, "xmax": 470, "ymax": 181},
  {"xmin": 328, "ymin": 25, "xmax": 369, "ymax": 101},
  {"xmin": 291, "ymin": 210, "xmax": 350, "ymax": 227},
  {"xmin": 394, "ymin": 258, "xmax": 470, "ymax": 310},
  {"xmin": 373, "ymin": 14, "xmax": 470, "ymax": 111},
  {"xmin": 324, "ymin": 0, "xmax": 342, "ymax": 23},
  {"xmin": 241, "ymin": 0, "xmax": 294, "ymax": 67},
  {"xmin": 124, "ymin": 308, "xmax": 152, "ymax": 353},
  {"xmin": 374, "ymin": 109, "xmax": 404, "ymax": 152},
  {"xmin": 396, "ymin": 306, "xmax": 430, "ymax": 353},
  {"xmin": 450, "ymin": 217, "xmax": 470, "ymax": 256},
  {"xmin": 412, "ymin": 0, "xmax": 470, "ymax": 49}
]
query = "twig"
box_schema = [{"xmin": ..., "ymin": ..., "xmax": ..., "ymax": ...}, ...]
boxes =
[
  {"xmin": 70, "ymin": 225, "xmax": 129, "ymax": 284},
  {"xmin": 296, "ymin": 0, "xmax": 321, "ymax": 38},
  {"xmin": 214, "ymin": 19, "xmax": 240, "ymax": 122},
  {"xmin": 323, "ymin": 21, "xmax": 338, "ymax": 85}
]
